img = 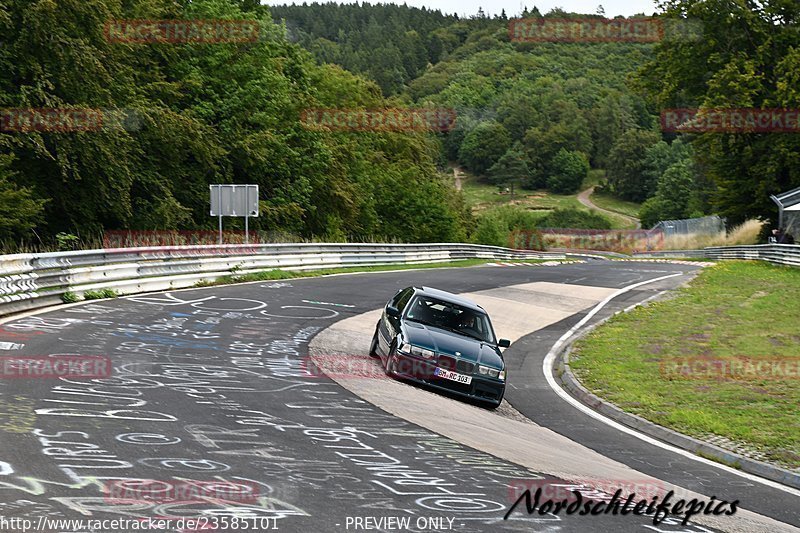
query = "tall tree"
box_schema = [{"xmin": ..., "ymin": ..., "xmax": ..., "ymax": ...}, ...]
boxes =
[
  {"xmin": 606, "ymin": 129, "xmax": 661, "ymax": 202},
  {"xmin": 636, "ymin": 0, "xmax": 800, "ymax": 225},
  {"xmin": 458, "ymin": 121, "xmax": 512, "ymax": 175}
]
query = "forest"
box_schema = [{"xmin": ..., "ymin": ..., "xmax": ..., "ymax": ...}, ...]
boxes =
[{"xmin": 1, "ymin": 0, "xmax": 798, "ymax": 249}]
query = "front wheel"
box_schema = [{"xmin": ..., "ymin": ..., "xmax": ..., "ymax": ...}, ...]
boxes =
[
  {"xmin": 369, "ymin": 325, "xmax": 380, "ymax": 358},
  {"xmin": 384, "ymin": 342, "xmax": 398, "ymax": 376},
  {"xmin": 483, "ymin": 391, "xmax": 504, "ymax": 410},
  {"xmin": 483, "ymin": 399, "xmax": 502, "ymax": 410}
]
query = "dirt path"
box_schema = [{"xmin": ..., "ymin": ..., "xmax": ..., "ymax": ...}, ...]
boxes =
[{"xmin": 578, "ymin": 186, "xmax": 641, "ymax": 229}]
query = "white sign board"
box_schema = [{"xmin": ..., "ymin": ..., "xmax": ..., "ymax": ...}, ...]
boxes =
[{"xmin": 210, "ymin": 185, "xmax": 259, "ymax": 217}]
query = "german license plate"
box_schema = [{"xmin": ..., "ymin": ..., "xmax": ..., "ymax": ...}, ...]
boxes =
[{"xmin": 434, "ymin": 367, "xmax": 472, "ymax": 384}]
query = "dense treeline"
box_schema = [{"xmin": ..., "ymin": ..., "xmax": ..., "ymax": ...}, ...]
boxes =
[
  {"xmin": 0, "ymin": 0, "xmax": 470, "ymax": 246},
  {"xmin": 637, "ymin": 0, "xmax": 800, "ymax": 227},
  {"xmin": 3, "ymin": 1, "xmax": 797, "ymax": 249},
  {"xmin": 270, "ymin": 2, "xmax": 476, "ymax": 95},
  {"xmin": 417, "ymin": 35, "xmax": 657, "ymax": 194},
  {"xmin": 278, "ymin": 1, "xmax": 800, "ymax": 233},
  {"xmin": 273, "ymin": 4, "xmax": 661, "ymax": 197}
]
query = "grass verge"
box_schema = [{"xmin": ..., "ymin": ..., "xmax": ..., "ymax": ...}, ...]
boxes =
[
  {"xmin": 460, "ymin": 171, "xmax": 589, "ymax": 214},
  {"xmin": 589, "ymin": 190, "xmax": 642, "ymax": 220},
  {"xmin": 193, "ymin": 259, "xmax": 541, "ymax": 287},
  {"xmin": 570, "ymin": 261, "xmax": 800, "ymax": 469}
]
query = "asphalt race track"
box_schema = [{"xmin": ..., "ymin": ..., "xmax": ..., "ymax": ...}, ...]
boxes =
[{"xmin": 0, "ymin": 261, "xmax": 797, "ymax": 532}]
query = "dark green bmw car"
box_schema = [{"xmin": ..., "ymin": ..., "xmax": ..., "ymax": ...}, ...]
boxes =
[{"xmin": 369, "ymin": 286, "xmax": 511, "ymax": 408}]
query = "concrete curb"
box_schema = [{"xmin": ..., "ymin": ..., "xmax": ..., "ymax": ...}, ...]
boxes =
[{"xmin": 552, "ymin": 305, "xmax": 800, "ymax": 491}]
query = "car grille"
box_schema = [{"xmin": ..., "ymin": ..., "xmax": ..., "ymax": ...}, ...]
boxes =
[
  {"xmin": 437, "ymin": 354, "xmax": 474, "ymax": 374},
  {"xmin": 457, "ymin": 360, "xmax": 475, "ymax": 374},
  {"xmin": 438, "ymin": 355, "xmax": 456, "ymax": 370}
]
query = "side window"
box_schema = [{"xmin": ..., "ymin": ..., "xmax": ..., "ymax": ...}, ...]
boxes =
[
  {"xmin": 390, "ymin": 289, "xmax": 404, "ymax": 308},
  {"xmin": 396, "ymin": 290, "xmax": 414, "ymax": 313},
  {"xmin": 390, "ymin": 288, "xmax": 407, "ymax": 308}
]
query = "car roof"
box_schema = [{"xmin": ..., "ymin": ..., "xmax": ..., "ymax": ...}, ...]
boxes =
[{"xmin": 412, "ymin": 286, "xmax": 486, "ymax": 313}]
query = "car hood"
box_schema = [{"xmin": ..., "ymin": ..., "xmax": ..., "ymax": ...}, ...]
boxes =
[{"xmin": 402, "ymin": 322, "xmax": 503, "ymax": 369}]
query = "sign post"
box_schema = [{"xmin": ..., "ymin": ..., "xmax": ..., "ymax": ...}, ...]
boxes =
[
  {"xmin": 218, "ymin": 186, "xmax": 223, "ymax": 244},
  {"xmin": 245, "ymin": 186, "xmax": 250, "ymax": 244},
  {"xmin": 210, "ymin": 185, "xmax": 259, "ymax": 244}
]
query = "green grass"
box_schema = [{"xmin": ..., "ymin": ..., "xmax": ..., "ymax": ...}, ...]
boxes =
[
  {"xmin": 458, "ymin": 171, "xmax": 633, "ymax": 230},
  {"xmin": 590, "ymin": 190, "xmax": 643, "ymax": 220},
  {"xmin": 570, "ymin": 261, "xmax": 800, "ymax": 469},
  {"xmin": 192, "ymin": 259, "xmax": 538, "ymax": 287},
  {"xmin": 460, "ymin": 172, "xmax": 586, "ymax": 214}
]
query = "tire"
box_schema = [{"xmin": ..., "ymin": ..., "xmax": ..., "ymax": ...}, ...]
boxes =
[
  {"xmin": 384, "ymin": 342, "xmax": 397, "ymax": 377},
  {"xmin": 369, "ymin": 325, "xmax": 380, "ymax": 358},
  {"xmin": 484, "ymin": 399, "xmax": 502, "ymax": 410},
  {"xmin": 484, "ymin": 391, "xmax": 504, "ymax": 410}
]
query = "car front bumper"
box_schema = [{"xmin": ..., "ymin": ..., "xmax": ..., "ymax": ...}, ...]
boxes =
[{"xmin": 389, "ymin": 352, "xmax": 505, "ymax": 406}]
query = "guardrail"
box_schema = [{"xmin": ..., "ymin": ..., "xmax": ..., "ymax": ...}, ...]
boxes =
[
  {"xmin": 0, "ymin": 243, "xmax": 564, "ymax": 318},
  {"xmin": 633, "ymin": 244, "xmax": 800, "ymax": 267}
]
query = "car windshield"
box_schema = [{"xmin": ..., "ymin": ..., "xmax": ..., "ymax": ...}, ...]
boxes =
[{"xmin": 405, "ymin": 295, "xmax": 495, "ymax": 343}]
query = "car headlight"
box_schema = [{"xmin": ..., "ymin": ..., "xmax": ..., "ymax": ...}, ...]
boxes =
[
  {"xmin": 479, "ymin": 365, "xmax": 504, "ymax": 380},
  {"xmin": 398, "ymin": 343, "xmax": 435, "ymax": 359},
  {"xmin": 410, "ymin": 346, "xmax": 435, "ymax": 359}
]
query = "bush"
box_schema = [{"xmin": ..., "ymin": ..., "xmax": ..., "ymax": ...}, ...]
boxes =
[
  {"xmin": 56, "ymin": 232, "xmax": 80, "ymax": 251},
  {"xmin": 638, "ymin": 160, "xmax": 704, "ymax": 228},
  {"xmin": 547, "ymin": 149, "xmax": 590, "ymax": 194},
  {"xmin": 83, "ymin": 288, "xmax": 119, "ymax": 300},
  {"xmin": 472, "ymin": 213, "xmax": 508, "ymax": 246},
  {"xmin": 661, "ymin": 219, "xmax": 765, "ymax": 250},
  {"xmin": 472, "ymin": 206, "xmax": 542, "ymax": 246},
  {"xmin": 60, "ymin": 291, "xmax": 80, "ymax": 304}
]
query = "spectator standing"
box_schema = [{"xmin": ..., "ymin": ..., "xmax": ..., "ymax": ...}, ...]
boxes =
[{"xmin": 768, "ymin": 228, "xmax": 779, "ymax": 243}]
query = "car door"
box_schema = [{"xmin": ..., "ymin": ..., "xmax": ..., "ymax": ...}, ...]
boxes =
[{"xmin": 378, "ymin": 288, "xmax": 413, "ymax": 357}]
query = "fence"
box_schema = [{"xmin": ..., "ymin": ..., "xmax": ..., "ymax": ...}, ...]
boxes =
[
  {"xmin": 0, "ymin": 243, "xmax": 564, "ymax": 319},
  {"xmin": 512, "ymin": 229, "xmax": 664, "ymax": 254},
  {"xmin": 651, "ymin": 215, "xmax": 725, "ymax": 237}
]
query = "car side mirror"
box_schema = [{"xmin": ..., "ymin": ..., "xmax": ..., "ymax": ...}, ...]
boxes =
[
  {"xmin": 386, "ymin": 306, "xmax": 401, "ymax": 318},
  {"xmin": 498, "ymin": 339, "xmax": 511, "ymax": 348}
]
